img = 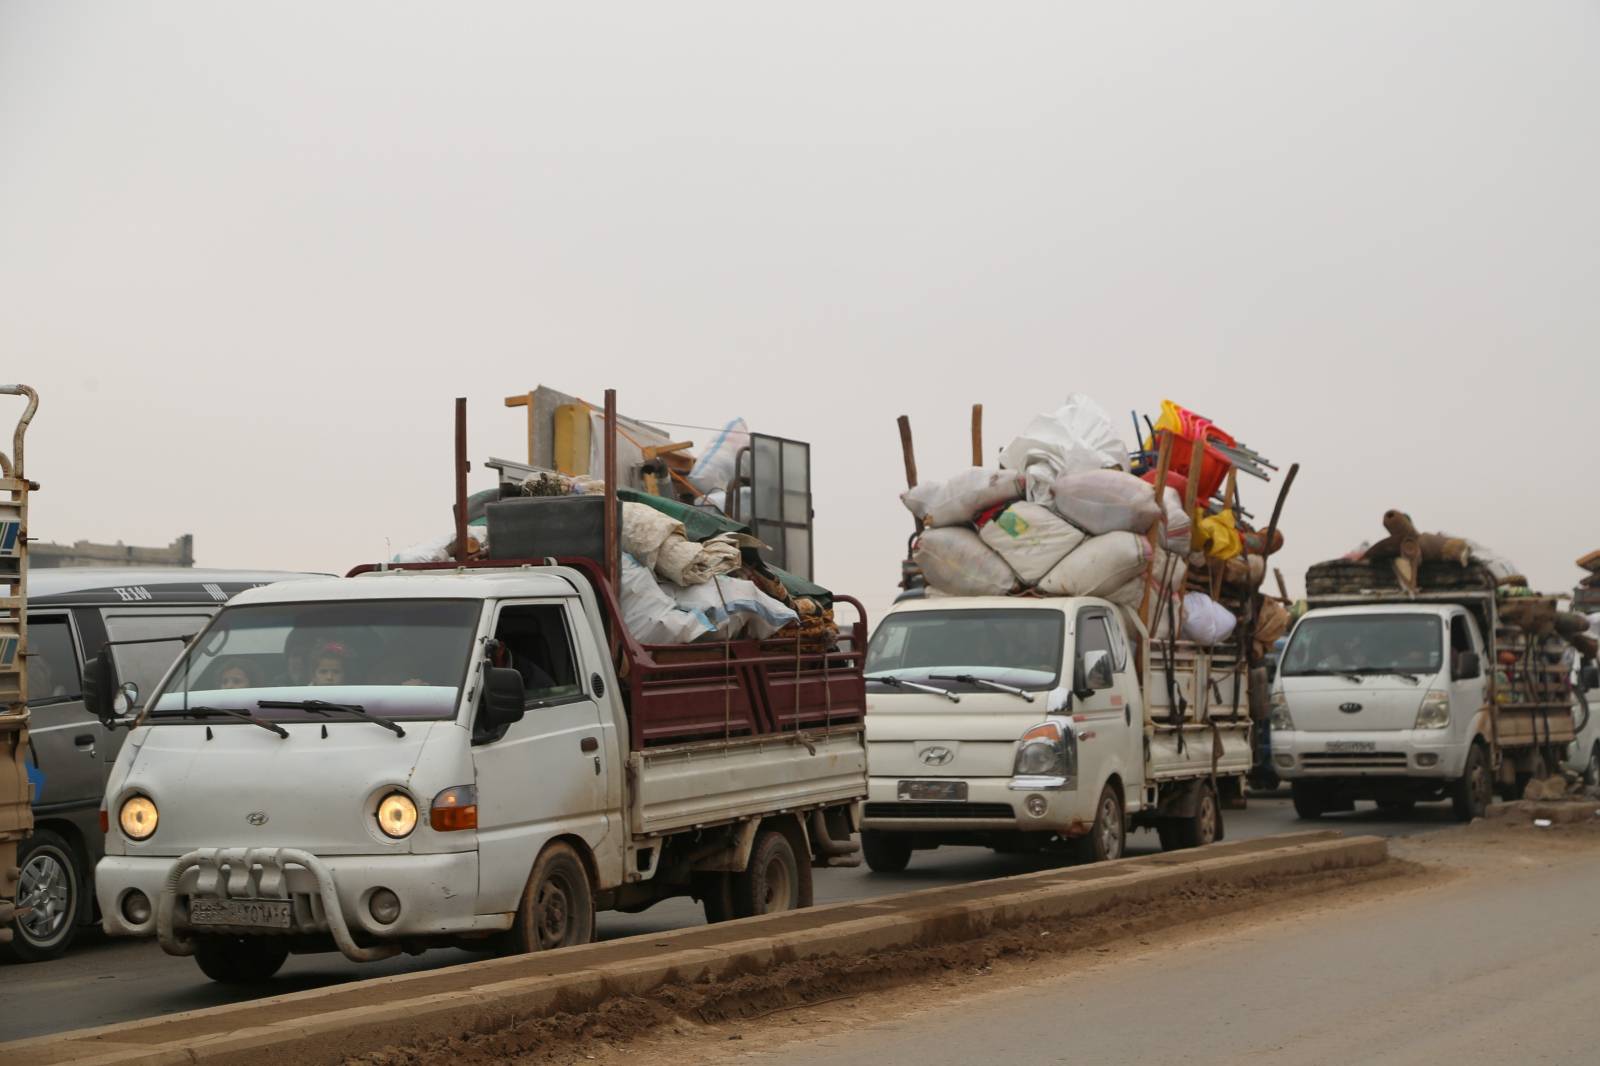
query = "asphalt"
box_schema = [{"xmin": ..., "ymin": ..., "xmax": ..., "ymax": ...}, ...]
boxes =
[{"xmin": 0, "ymin": 794, "xmax": 1454, "ymax": 1043}]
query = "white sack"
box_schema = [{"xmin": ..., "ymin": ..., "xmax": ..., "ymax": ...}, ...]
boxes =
[
  {"xmin": 1103, "ymin": 548, "xmax": 1187, "ymax": 611},
  {"xmin": 621, "ymin": 502, "xmax": 684, "ymax": 571},
  {"xmin": 913, "ymin": 527, "xmax": 1020, "ymax": 596},
  {"xmin": 1037, "ymin": 531, "xmax": 1152, "ymax": 597},
  {"xmin": 619, "ymin": 553, "xmax": 716, "ymax": 643},
  {"xmin": 1000, "ymin": 394, "xmax": 1130, "ymax": 506},
  {"xmin": 901, "ymin": 468, "xmax": 1025, "ymax": 528},
  {"xmin": 1181, "ymin": 591, "xmax": 1237, "ymax": 646},
  {"xmin": 688, "ymin": 418, "xmax": 750, "ymax": 494},
  {"xmin": 1160, "ymin": 489, "xmax": 1192, "ymax": 554},
  {"xmin": 655, "ymin": 531, "xmax": 743, "ymax": 586},
  {"xmin": 978, "ymin": 502, "xmax": 1087, "ymax": 585},
  {"xmin": 1049, "ymin": 470, "xmax": 1163, "ymax": 535},
  {"xmin": 667, "ymin": 575, "xmax": 798, "ymax": 640}
]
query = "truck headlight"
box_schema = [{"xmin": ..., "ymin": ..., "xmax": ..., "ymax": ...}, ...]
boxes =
[
  {"xmin": 376, "ymin": 792, "xmax": 419, "ymax": 839},
  {"xmin": 119, "ymin": 795, "xmax": 159, "ymax": 841},
  {"xmin": 1269, "ymin": 689, "xmax": 1294, "ymax": 731},
  {"xmin": 1010, "ymin": 722, "xmax": 1076, "ymax": 790},
  {"xmin": 1414, "ymin": 691, "xmax": 1450, "ymax": 730}
]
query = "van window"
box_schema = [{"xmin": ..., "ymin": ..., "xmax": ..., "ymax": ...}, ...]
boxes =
[
  {"xmin": 493, "ymin": 604, "xmax": 582, "ymax": 705},
  {"xmin": 26, "ymin": 616, "xmax": 80, "ymax": 704},
  {"xmin": 105, "ymin": 611, "xmax": 213, "ymax": 709},
  {"xmin": 1450, "ymin": 615, "xmax": 1474, "ymax": 655},
  {"xmin": 1281, "ymin": 614, "xmax": 1443, "ymax": 678},
  {"xmin": 865, "ymin": 609, "xmax": 1065, "ymax": 691},
  {"xmin": 1076, "ymin": 612, "xmax": 1121, "ymax": 673}
]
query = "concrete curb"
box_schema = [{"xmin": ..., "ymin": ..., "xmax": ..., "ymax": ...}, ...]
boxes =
[{"xmin": 5, "ymin": 832, "xmax": 1387, "ymax": 1066}]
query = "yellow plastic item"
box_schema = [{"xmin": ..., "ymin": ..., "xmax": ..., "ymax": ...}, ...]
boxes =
[{"xmin": 1195, "ymin": 508, "xmax": 1243, "ymax": 561}]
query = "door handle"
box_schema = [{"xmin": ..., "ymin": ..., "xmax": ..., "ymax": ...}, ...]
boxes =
[
  {"xmin": 580, "ymin": 736, "xmax": 599, "ymax": 753},
  {"xmin": 74, "ymin": 733, "xmax": 97, "ymax": 756}
]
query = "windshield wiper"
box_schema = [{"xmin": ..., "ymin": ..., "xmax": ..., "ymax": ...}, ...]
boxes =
[
  {"xmin": 1365, "ymin": 669, "xmax": 1421, "ymax": 685},
  {"xmin": 258, "ymin": 699, "xmax": 407, "ymax": 738},
  {"xmin": 929, "ymin": 674, "xmax": 1035, "ymax": 703},
  {"xmin": 865, "ymin": 674, "xmax": 960, "ymax": 702},
  {"xmin": 151, "ymin": 704, "xmax": 289, "ymax": 739}
]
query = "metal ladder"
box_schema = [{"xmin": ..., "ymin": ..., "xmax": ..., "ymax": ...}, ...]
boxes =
[{"xmin": 0, "ymin": 384, "xmax": 38, "ymax": 940}]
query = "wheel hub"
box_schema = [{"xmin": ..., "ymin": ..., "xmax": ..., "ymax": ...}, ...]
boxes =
[{"xmin": 17, "ymin": 852, "xmax": 69, "ymax": 942}]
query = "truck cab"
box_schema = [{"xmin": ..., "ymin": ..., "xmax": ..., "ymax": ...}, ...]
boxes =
[{"xmin": 1269, "ymin": 603, "xmax": 1492, "ymax": 819}]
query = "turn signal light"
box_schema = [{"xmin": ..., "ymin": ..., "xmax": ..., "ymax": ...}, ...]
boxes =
[
  {"xmin": 99, "ymin": 807, "xmax": 109, "ymax": 834},
  {"xmin": 429, "ymin": 784, "xmax": 478, "ymax": 832}
]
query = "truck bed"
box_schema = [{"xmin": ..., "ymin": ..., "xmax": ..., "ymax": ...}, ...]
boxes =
[
  {"xmin": 628, "ymin": 726, "xmax": 868, "ymax": 837},
  {"xmin": 1143, "ymin": 641, "xmax": 1252, "ymax": 780}
]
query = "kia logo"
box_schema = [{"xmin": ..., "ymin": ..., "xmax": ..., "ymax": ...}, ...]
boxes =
[
  {"xmin": 1339, "ymin": 702, "xmax": 1363, "ymax": 714},
  {"xmin": 918, "ymin": 745, "xmax": 955, "ymax": 766},
  {"xmin": 246, "ymin": 811, "xmax": 269, "ymax": 826}
]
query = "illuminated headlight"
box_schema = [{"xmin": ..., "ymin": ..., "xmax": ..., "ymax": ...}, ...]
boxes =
[
  {"xmin": 1414, "ymin": 691, "xmax": 1450, "ymax": 730},
  {"xmin": 119, "ymin": 795, "xmax": 159, "ymax": 841},
  {"xmin": 1010, "ymin": 722, "xmax": 1076, "ymax": 790},
  {"xmin": 376, "ymin": 792, "xmax": 419, "ymax": 839},
  {"xmin": 1269, "ymin": 689, "xmax": 1294, "ymax": 731}
]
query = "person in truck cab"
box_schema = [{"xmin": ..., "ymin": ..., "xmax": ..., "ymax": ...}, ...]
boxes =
[{"xmin": 311, "ymin": 643, "xmax": 350, "ymax": 686}]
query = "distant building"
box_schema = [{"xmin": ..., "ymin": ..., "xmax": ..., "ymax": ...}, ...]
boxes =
[{"xmin": 32, "ymin": 535, "xmax": 194, "ymax": 569}]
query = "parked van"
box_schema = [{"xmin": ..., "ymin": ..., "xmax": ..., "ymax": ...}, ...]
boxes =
[{"xmin": 14, "ymin": 568, "xmax": 317, "ymax": 961}]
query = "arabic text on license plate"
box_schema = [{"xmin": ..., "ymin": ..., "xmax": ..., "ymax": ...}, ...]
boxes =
[
  {"xmin": 188, "ymin": 898, "xmax": 293, "ymax": 929},
  {"xmin": 1326, "ymin": 741, "xmax": 1377, "ymax": 753},
  {"xmin": 898, "ymin": 780, "xmax": 968, "ymax": 802}
]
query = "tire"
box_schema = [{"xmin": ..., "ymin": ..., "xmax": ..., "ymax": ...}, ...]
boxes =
[
  {"xmin": 733, "ymin": 829, "xmax": 806, "ymax": 918},
  {"xmin": 861, "ymin": 830, "xmax": 913, "ymax": 874},
  {"xmin": 692, "ymin": 871, "xmax": 735, "ymax": 924},
  {"xmin": 507, "ymin": 842, "xmax": 595, "ymax": 954},
  {"xmin": 1452, "ymin": 743, "xmax": 1492, "ymax": 822},
  {"xmin": 1376, "ymin": 799, "xmax": 1416, "ymax": 814},
  {"xmin": 192, "ymin": 935, "xmax": 289, "ymax": 984},
  {"xmin": 2, "ymin": 829, "xmax": 84, "ymax": 962},
  {"xmin": 1585, "ymin": 744, "xmax": 1600, "ymax": 789},
  {"xmin": 1291, "ymin": 781, "xmax": 1326, "ymax": 820},
  {"xmin": 1072, "ymin": 783, "xmax": 1125, "ymax": 864},
  {"xmin": 1174, "ymin": 784, "xmax": 1222, "ymax": 849}
]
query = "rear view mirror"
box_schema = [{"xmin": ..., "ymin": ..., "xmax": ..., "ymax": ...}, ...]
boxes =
[
  {"xmin": 1453, "ymin": 651, "xmax": 1481, "ymax": 681},
  {"xmin": 478, "ymin": 666, "xmax": 527, "ymax": 735}
]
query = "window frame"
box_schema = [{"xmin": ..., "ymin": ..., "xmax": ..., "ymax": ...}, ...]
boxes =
[
  {"xmin": 489, "ymin": 599, "xmax": 590, "ymax": 713},
  {"xmin": 24, "ymin": 610, "xmax": 84, "ymax": 707}
]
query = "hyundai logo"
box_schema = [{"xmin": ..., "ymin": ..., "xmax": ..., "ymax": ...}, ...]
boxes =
[
  {"xmin": 918, "ymin": 745, "xmax": 955, "ymax": 766},
  {"xmin": 246, "ymin": 811, "xmax": 269, "ymax": 826},
  {"xmin": 1339, "ymin": 702, "xmax": 1363, "ymax": 714}
]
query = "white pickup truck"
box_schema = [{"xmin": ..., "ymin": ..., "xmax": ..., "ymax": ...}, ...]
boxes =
[
  {"xmin": 88, "ymin": 560, "xmax": 867, "ymax": 983},
  {"xmin": 859, "ymin": 596, "xmax": 1250, "ymax": 870}
]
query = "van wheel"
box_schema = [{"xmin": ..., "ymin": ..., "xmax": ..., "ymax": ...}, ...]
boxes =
[
  {"xmin": 193, "ymin": 936, "xmax": 289, "ymax": 984},
  {"xmin": 509, "ymin": 842, "xmax": 595, "ymax": 953},
  {"xmin": 1452, "ymin": 744, "xmax": 1492, "ymax": 822},
  {"xmin": 1174, "ymin": 784, "xmax": 1222, "ymax": 849},
  {"xmin": 1291, "ymin": 781, "xmax": 1328, "ymax": 819},
  {"xmin": 861, "ymin": 830, "xmax": 913, "ymax": 873},
  {"xmin": 1073, "ymin": 783, "xmax": 1125, "ymax": 863},
  {"xmin": 2, "ymin": 829, "xmax": 83, "ymax": 962},
  {"xmin": 692, "ymin": 871, "xmax": 735, "ymax": 924},
  {"xmin": 733, "ymin": 829, "xmax": 807, "ymax": 917}
]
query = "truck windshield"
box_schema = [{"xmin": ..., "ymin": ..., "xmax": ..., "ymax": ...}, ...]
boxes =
[
  {"xmin": 866, "ymin": 609, "xmax": 1064, "ymax": 691},
  {"xmin": 1280, "ymin": 615, "xmax": 1443, "ymax": 678},
  {"xmin": 148, "ymin": 599, "xmax": 480, "ymax": 723}
]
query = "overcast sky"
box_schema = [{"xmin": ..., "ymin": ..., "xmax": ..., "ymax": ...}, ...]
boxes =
[{"xmin": 3, "ymin": 2, "xmax": 1596, "ymax": 622}]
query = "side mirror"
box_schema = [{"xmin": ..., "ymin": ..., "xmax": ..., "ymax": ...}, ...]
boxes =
[
  {"xmin": 1080, "ymin": 649, "xmax": 1114, "ymax": 693},
  {"xmin": 479, "ymin": 666, "xmax": 527, "ymax": 734},
  {"xmin": 1454, "ymin": 651, "xmax": 1481, "ymax": 681},
  {"xmin": 1582, "ymin": 661, "xmax": 1600, "ymax": 691},
  {"xmin": 82, "ymin": 654, "xmax": 125, "ymax": 727}
]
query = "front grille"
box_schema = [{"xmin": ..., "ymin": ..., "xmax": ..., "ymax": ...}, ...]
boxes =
[
  {"xmin": 1301, "ymin": 752, "xmax": 1409, "ymax": 770},
  {"xmin": 865, "ymin": 802, "xmax": 1016, "ymax": 820}
]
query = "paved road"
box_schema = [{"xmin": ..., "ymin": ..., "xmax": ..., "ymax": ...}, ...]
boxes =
[{"xmin": 0, "ymin": 796, "xmax": 1457, "ymax": 1042}]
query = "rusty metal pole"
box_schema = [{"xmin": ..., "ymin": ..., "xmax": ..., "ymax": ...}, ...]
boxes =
[
  {"xmin": 970, "ymin": 404, "xmax": 983, "ymax": 466},
  {"xmin": 453, "ymin": 397, "xmax": 469, "ymax": 564},
  {"xmin": 604, "ymin": 389, "xmax": 619, "ymax": 587}
]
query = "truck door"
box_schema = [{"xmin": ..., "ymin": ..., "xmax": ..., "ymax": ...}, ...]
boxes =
[
  {"xmin": 1074, "ymin": 606, "xmax": 1140, "ymax": 809},
  {"xmin": 471, "ymin": 600, "xmax": 611, "ymax": 916},
  {"xmin": 1448, "ymin": 613, "xmax": 1488, "ymax": 739}
]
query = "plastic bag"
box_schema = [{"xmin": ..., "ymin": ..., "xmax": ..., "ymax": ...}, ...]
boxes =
[
  {"xmin": 688, "ymin": 418, "xmax": 750, "ymax": 494},
  {"xmin": 913, "ymin": 527, "xmax": 1020, "ymax": 596},
  {"xmin": 1181, "ymin": 591, "xmax": 1237, "ymax": 646},
  {"xmin": 901, "ymin": 469, "xmax": 1025, "ymax": 528},
  {"xmin": 1000, "ymin": 394, "xmax": 1130, "ymax": 506},
  {"xmin": 666, "ymin": 575, "xmax": 798, "ymax": 640},
  {"xmin": 978, "ymin": 502, "xmax": 1086, "ymax": 585},
  {"xmin": 1037, "ymin": 531, "xmax": 1152, "ymax": 597},
  {"xmin": 655, "ymin": 531, "xmax": 743, "ymax": 587},
  {"xmin": 621, "ymin": 502, "xmax": 685, "ymax": 571},
  {"xmin": 1049, "ymin": 470, "xmax": 1162, "ymax": 536},
  {"xmin": 619, "ymin": 553, "xmax": 717, "ymax": 643}
]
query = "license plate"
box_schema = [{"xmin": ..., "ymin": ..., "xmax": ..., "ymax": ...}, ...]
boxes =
[
  {"xmin": 1325, "ymin": 741, "xmax": 1377, "ymax": 753},
  {"xmin": 898, "ymin": 780, "xmax": 968, "ymax": 801},
  {"xmin": 188, "ymin": 898, "xmax": 293, "ymax": 930}
]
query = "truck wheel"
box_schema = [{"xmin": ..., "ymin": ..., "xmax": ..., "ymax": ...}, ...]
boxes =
[
  {"xmin": 1291, "ymin": 781, "xmax": 1326, "ymax": 820},
  {"xmin": 509, "ymin": 842, "xmax": 595, "ymax": 953},
  {"xmin": 1073, "ymin": 783, "xmax": 1125, "ymax": 863},
  {"xmin": 692, "ymin": 871, "xmax": 735, "ymax": 924},
  {"xmin": 733, "ymin": 829, "xmax": 807, "ymax": 917},
  {"xmin": 2, "ymin": 829, "xmax": 83, "ymax": 962},
  {"xmin": 193, "ymin": 935, "xmax": 289, "ymax": 984},
  {"xmin": 861, "ymin": 830, "xmax": 913, "ymax": 874},
  {"xmin": 1174, "ymin": 784, "xmax": 1222, "ymax": 849},
  {"xmin": 1451, "ymin": 744, "xmax": 1492, "ymax": 822},
  {"xmin": 1585, "ymin": 744, "xmax": 1600, "ymax": 788}
]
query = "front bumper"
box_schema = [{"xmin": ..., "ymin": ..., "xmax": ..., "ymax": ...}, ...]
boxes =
[
  {"xmin": 1271, "ymin": 730, "xmax": 1468, "ymax": 780},
  {"xmin": 860, "ymin": 776, "xmax": 1092, "ymax": 836},
  {"xmin": 98, "ymin": 848, "xmax": 506, "ymax": 961}
]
